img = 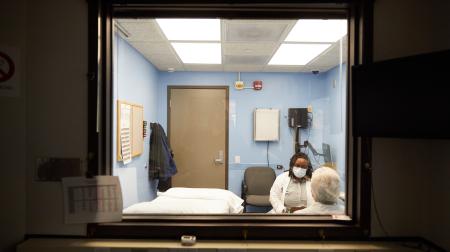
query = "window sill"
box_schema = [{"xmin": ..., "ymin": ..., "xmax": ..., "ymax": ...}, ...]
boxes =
[{"xmin": 88, "ymin": 214, "xmax": 366, "ymax": 239}]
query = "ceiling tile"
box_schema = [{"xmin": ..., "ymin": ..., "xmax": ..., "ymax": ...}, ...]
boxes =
[
  {"xmin": 116, "ymin": 18, "xmax": 153, "ymax": 23},
  {"xmin": 144, "ymin": 54, "xmax": 182, "ymax": 68},
  {"xmin": 223, "ymin": 42, "xmax": 278, "ymax": 56},
  {"xmin": 116, "ymin": 18, "xmax": 347, "ymax": 73},
  {"xmin": 152, "ymin": 64, "xmax": 185, "ymax": 72},
  {"xmin": 118, "ymin": 20, "xmax": 166, "ymax": 42},
  {"xmin": 184, "ymin": 65, "xmax": 223, "ymax": 72},
  {"xmin": 263, "ymin": 65, "xmax": 304, "ymax": 72},
  {"xmin": 130, "ymin": 42, "xmax": 174, "ymax": 56},
  {"xmin": 225, "ymin": 20, "xmax": 293, "ymax": 42},
  {"xmin": 224, "ymin": 55, "xmax": 269, "ymax": 65},
  {"xmin": 224, "ymin": 64, "xmax": 264, "ymax": 72}
]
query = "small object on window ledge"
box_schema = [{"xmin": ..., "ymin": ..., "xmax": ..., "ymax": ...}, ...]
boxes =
[{"xmin": 181, "ymin": 235, "xmax": 196, "ymax": 246}]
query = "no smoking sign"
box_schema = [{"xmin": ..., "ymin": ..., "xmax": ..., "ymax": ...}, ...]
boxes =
[
  {"xmin": 0, "ymin": 51, "xmax": 15, "ymax": 82},
  {"xmin": 0, "ymin": 46, "xmax": 20, "ymax": 97}
]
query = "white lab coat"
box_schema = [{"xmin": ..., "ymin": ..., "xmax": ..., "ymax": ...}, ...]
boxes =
[
  {"xmin": 269, "ymin": 171, "xmax": 314, "ymax": 214},
  {"xmin": 294, "ymin": 201, "xmax": 344, "ymax": 215}
]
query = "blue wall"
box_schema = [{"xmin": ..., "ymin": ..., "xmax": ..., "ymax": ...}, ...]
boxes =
[
  {"xmin": 321, "ymin": 64, "xmax": 347, "ymax": 190},
  {"xmin": 158, "ymin": 71, "xmax": 345, "ymax": 198},
  {"xmin": 112, "ymin": 34, "xmax": 159, "ymax": 208}
]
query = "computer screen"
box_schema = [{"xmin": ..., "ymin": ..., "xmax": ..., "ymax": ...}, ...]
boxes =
[
  {"xmin": 322, "ymin": 143, "xmax": 332, "ymax": 163},
  {"xmin": 352, "ymin": 49, "xmax": 450, "ymax": 138}
]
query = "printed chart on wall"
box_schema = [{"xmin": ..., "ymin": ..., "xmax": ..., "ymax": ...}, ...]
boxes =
[
  {"xmin": 120, "ymin": 103, "xmax": 132, "ymax": 164},
  {"xmin": 62, "ymin": 176, "xmax": 123, "ymax": 224}
]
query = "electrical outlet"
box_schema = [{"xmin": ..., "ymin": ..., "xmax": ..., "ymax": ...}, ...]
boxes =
[
  {"xmin": 234, "ymin": 155, "xmax": 241, "ymax": 164},
  {"xmin": 307, "ymin": 105, "xmax": 313, "ymax": 113}
]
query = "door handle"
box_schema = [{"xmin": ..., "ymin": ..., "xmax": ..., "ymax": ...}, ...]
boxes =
[{"xmin": 214, "ymin": 150, "xmax": 224, "ymax": 165}]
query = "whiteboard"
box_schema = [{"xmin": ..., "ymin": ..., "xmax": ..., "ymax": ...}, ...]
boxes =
[{"xmin": 254, "ymin": 108, "xmax": 279, "ymax": 141}]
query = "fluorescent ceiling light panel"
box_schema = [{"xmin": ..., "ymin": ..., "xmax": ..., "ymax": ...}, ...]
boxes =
[
  {"xmin": 268, "ymin": 44, "xmax": 331, "ymax": 65},
  {"xmin": 172, "ymin": 43, "xmax": 221, "ymax": 64},
  {"xmin": 285, "ymin": 19, "xmax": 347, "ymax": 42},
  {"xmin": 156, "ymin": 19, "xmax": 220, "ymax": 41}
]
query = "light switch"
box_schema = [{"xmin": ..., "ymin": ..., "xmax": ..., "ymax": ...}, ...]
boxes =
[{"xmin": 234, "ymin": 155, "xmax": 241, "ymax": 164}]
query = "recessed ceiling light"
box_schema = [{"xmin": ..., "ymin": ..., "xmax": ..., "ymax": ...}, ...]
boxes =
[
  {"xmin": 171, "ymin": 43, "xmax": 221, "ymax": 64},
  {"xmin": 285, "ymin": 19, "xmax": 347, "ymax": 43},
  {"xmin": 156, "ymin": 19, "xmax": 220, "ymax": 41},
  {"xmin": 268, "ymin": 43, "xmax": 331, "ymax": 65}
]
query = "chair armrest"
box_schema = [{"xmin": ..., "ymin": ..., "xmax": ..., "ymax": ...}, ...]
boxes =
[{"xmin": 241, "ymin": 181, "xmax": 248, "ymax": 200}]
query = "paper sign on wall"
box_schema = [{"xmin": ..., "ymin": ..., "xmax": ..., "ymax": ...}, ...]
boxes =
[
  {"xmin": 62, "ymin": 176, "xmax": 123, "ymax": 224},
  {"xmin": 120, "ymin": 103, "xmax": 132, "ymax": 164}
]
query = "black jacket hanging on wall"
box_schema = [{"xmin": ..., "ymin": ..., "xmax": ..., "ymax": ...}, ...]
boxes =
[{"xmin": 149, "ymin": 123, "xmax": 177, "ymax": 181}]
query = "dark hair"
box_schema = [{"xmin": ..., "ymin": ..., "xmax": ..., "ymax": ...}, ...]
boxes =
[{"xmin": 288, "ymin": 152, "xmax": 313, "ymax": 179}]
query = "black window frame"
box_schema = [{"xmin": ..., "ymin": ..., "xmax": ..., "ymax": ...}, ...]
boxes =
[{"xmin": 87, "ymin": 0, "xmax": 374, "ymax": 239}]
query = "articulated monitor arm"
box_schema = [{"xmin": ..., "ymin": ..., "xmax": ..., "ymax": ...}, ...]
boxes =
[
  {"xmin": 294, "ymin": 127, "xmax": 324, "ymax": 158},
  {"xmin": 303, "ymin": 140, "xmax": 324, "ymax": 157}
]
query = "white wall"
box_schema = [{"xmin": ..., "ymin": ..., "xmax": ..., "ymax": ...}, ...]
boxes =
[
  {"xmin": 0, "ymin": 1, "xmax": 27, "ymax": 251},
  {"xmin": 372, "ymin": 0, "xmax": 450, "ymax": 249},
  {"xmin": 25, "ymin": 0, "xmax": 87, "ymax": 235}
]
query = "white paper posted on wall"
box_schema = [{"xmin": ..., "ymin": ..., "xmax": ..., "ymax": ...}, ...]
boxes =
[
  {"xmin": 62, "ymin": 176, "xmax": 123, "ymax": 224},
  {"xmin": 120, "ymin": 103, "xmax": 132, "ymax": 164}
]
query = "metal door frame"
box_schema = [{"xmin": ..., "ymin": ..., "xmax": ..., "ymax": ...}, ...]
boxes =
[{"xmin": 87, "ymin": 0, "xmax": 375, "ymax": 239}]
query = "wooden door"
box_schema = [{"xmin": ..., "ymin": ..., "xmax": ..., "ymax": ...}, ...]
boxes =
[{"xmin": 168, "ymin": 87, "xmax": 228, "ymax": 189}]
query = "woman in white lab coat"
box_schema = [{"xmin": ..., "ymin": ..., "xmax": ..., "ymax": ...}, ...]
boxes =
[{"xmin": 269, "ymin": 152, "xmax": 314, "ymax": 214}]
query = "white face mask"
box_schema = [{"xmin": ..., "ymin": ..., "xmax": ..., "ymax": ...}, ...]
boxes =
[{"xmin": 292, "ymin": 166, "xmax": 307, "ymax": 178}]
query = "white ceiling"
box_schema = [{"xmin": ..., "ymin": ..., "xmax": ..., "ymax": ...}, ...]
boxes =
[{"xmin": 115, "ymin": 19, "xmax": 347, "ymax": 73}]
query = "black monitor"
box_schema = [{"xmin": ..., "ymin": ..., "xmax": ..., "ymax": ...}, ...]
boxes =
[
  {"xmin": 322, "ymin": 143, "xmax": 332, "ymax": 163},
  {"xmin": 352, "ymin": 49, "xmax": 450, "ymax": 138},
  {"xmin": 288, "ymin": 108, "xmax": 308, "ymax": 128}
]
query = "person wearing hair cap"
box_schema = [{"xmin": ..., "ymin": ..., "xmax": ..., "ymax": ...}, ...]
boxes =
[
  {"xmin": 294, "ymin": 166, "xmax": 344, "ymax": 215},
  {"xmin": 269, "ymin": 152, "xmax": 315, "ymax": 214}
]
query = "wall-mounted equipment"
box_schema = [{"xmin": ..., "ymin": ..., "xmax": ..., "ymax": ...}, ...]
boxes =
[
  {"xmin": 117, "ymin": 100, "xmax": 144, "ymax": 164},
  {"xmin": 289, "ymin": 108, "xmax": 310, "ymax": 153},
  {"xmin": 235, "ymin": 80, "xmax": 245, "ymax": 90},
  {"xmin": 234, "ymin": 72, "xmax": 264, "ymax": 91},
  {"xmin": 288, "ymin": 108, "xmax": 308, "ymax": 128},
  {"xmin": 234, "ymin": 72, "xmax": 245, "ymax": 90},
  {"xmin": 252, "ymin": 80, "xmax": 263, "ymax": 90},
  {"xmin": 254, "ymin": 108, "xmax": 279, "ymax": 141}
]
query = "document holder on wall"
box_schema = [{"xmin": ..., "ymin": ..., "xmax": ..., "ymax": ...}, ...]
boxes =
[{"xmin": 117, "ymin": 100, "xmax": 144, "ymax": 162}]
